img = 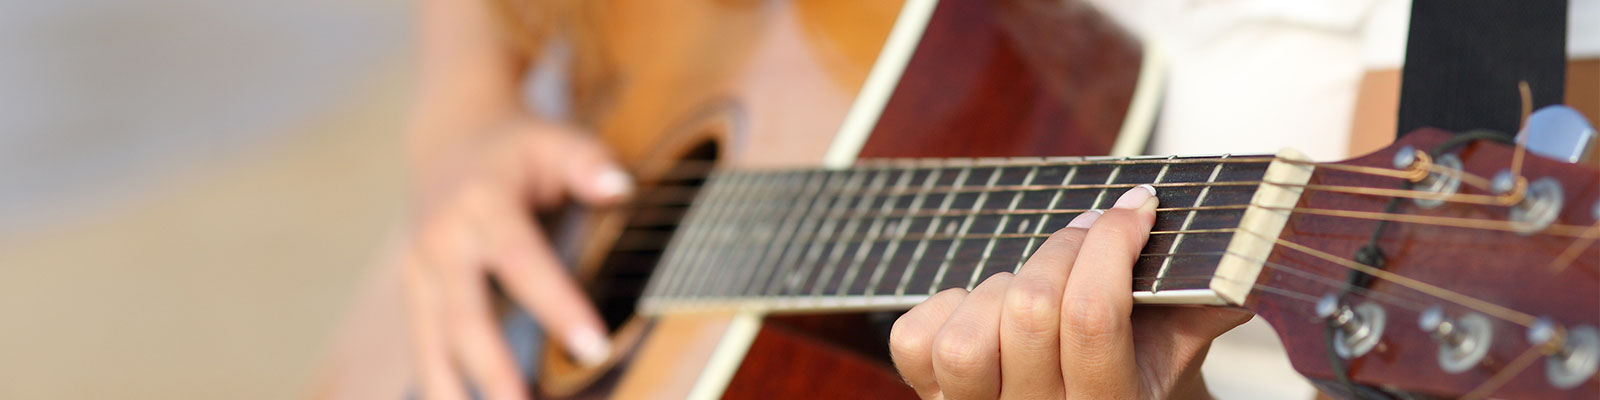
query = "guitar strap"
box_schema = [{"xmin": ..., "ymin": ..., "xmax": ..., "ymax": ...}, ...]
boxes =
[{"xmin": 1396, "ymin": 0, "xmax": 1569, "ymax": 139}]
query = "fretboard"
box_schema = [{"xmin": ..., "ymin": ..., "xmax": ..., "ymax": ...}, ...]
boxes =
[{"xmin": 638, "ymin": 153, "xmax": 1312, "ymax": 314}]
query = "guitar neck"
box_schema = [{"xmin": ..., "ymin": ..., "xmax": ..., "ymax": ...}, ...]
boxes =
[{"xmin": 638, "ymin": 152, "xmax": 1315, "ymax": 315}]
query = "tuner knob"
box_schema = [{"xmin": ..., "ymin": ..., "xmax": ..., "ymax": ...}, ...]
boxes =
[
  {"xmin": 1491, "ymin": 169, "xmax": 1518, "ymax": 196},
  {"xmin": 1392, "ymin": 145, "xmax": 1418, "ymax": 169},
  {"xmin": 1316, "ymin": 294, "xmax": 1385, "ymax": 359},
  {"xmin": 1526, "ymin": 318, "xmax": 1600, "ymax": 389},
  {"xmin": 1418, "ymin": 306, "xmax": 1492, "ymax": 373}
]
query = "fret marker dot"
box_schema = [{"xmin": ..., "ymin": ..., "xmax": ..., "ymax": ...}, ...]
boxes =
[{"xmin": 1018, "ymin": 218, "xmax": 1031, "ymax": 233}]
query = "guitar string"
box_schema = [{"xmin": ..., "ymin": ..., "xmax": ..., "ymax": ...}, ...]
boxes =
[
  {"xmin": 1462, "ymin": 344, "xmax": 1545, "ymax": 400},
  {"xmin": 623, "ymin": 204, "xmax": 1253, "ymax": 229},
  {"xmin": 613, "ymin": 199, "xmax": 1598, "ymax": 253},
  {"xmin": 1234, "ymin": 228, "xmax": 1541, "ymax": 327},
  {"xmin": 1547, "ymin": 222, "xmax": 1600, "ymax": 273}
]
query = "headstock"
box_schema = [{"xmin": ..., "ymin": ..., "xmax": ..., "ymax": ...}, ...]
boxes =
[{"xmin": 1246, "ymin": 128, "xmax": 1600, "ymax": 398}]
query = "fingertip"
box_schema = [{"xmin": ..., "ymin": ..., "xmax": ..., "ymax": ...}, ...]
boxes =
[
  {"xmin": 1112, "ymin": 185, "xmax": 1157, "ymax": 210},
  {"xmin": 593, "ymin": 166, "xmax": 633, "ymax": 201},
  {"xmin": 564, "ymin": 325, "xmax": 612, "ymax": 367}
]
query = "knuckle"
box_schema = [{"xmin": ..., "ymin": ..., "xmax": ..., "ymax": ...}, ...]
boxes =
[
  {"xmin": 889, "ymin": 312, "xmax": 934, "ymax": 361},
  {"xmin": 931, "ymin": 327, "xmax": 986, "ymax": 376},
  {"xmin": 1003, "ymin": 281, "xmax": 1060, "ymax": 335},
  {"xmin": 1060, "ymin": 295, "xmax": 1124, "ymax": 345}
]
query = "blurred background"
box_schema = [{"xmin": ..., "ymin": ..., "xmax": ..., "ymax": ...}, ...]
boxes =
[{"xmin": 0, "ymin": 0, "xmax": 411, "ymax": 397}]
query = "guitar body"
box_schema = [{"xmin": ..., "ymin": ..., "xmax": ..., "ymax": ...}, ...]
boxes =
[{"xmin": 542, "ymin": 0, "xmax": 1145, "ymax": 398}]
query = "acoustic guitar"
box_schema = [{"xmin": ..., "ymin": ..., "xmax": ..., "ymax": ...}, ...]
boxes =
[{"xmin": 372, "ymin": 0, "xmax": 1600, "ymax": 398}]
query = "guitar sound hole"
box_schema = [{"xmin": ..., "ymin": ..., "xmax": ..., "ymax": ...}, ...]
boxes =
[{"xmin": 587, "ymin": 141, "xmax": 718, "ymax": 331}]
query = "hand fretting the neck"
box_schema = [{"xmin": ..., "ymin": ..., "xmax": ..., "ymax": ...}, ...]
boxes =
[{"xmin": 638, "ymin": 152, "xmax": 1314, "ymax": 314}]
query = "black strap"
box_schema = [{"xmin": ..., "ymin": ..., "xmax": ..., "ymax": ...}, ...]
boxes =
[{"xmin": 1397, "ymin": 0, "xmax": 1569, "ymax": 138}]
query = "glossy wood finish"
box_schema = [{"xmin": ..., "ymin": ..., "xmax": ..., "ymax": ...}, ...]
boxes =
[
  {"xmin": 1248, "ymin": 129, "xmax": 1600, "ymax": 398},
  {"xmin": 557, "ymin": 0, "xmax": 902, "ymax": 170},
  {"xmin": 723, "ymin": 315, "xmax": 916, "ymax": 399},
  {"xmin": 859, "ymin": 0, "xmax": 1140, "ymax": 159}
]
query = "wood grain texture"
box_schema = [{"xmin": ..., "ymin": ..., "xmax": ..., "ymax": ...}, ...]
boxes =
[{"xmin": 1248, "ymin": 128, "xmax": 1600, "ymax": 398}]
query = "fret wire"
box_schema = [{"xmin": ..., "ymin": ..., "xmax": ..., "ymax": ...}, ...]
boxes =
[
  {"xmin": 1015, "ymin": 164, "xmax": 1079, "ymax": 271},
  {"xmin": 785, "ymin": 169, "xmax": 869, "ymax": 295},
  {"xmin": 738, "ymin": 171, "xmax": 820, "ymax": 298},
  {"xmin": 1153, "ymin": 155, "xmax": 1229, "ymax": 293},
  {"xmin": 721, "ymin": 171, "xmax": 789, "ymax": 298},
  {"xmin": 711, "ymin": 172, "xmax": 766, "ymax": 298},
  {"xmin": 1091, "ymin": 159, "xmax": 1126, "ymax": 209},
  {"xmin": 897, "ymin": 164, "xmax": 975, "ymax": 297},
  {"xmin": 1139, "ymin": 158, "xmax": 1175, "ymax": 290},
  {"xmin": 762, "ymin": 170, "xmax": 848, "ymax": 296},
  {"xmin": 927, "ymin": 166, "xmax": 1003, "ymax": 292},
  {"xmin": 657, "ymin": 171, "xmax": 728, "ymax": 300},
  {"xmin": 867, "ymin": 167, "xmax": 945, "ymax": 297},
  {"xmin": 811, "ymin": 167, "xmax": 893, "ymax": 296},
  {"xmin": 966, "ymin": 164, "xmax": 1040, "ymax": 289},
  {"xmin": 835, "ymin": 168, "xmax": 914, "ymax": 297},
  {"xmin": 685, "ymin": 172, "xmax": 753, "ymax": 299},
  {"xmin": 660, "ymin": 171, "xmax": 734, "ymax": 300}
]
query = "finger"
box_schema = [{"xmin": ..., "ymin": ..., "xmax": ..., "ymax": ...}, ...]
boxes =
[
  {"xmin": 998, "ymin": 212, "xmax": 1097, "ymax": 399},
  {"xmin": 890, "ymin": 288, "xmax": 969, "ymax": 399},
  {"xmin": 520, "ymin": 127, "xmax": 632, "ymax": 205},
  {"xmin": 933, "ymin": 273, "xmax": 1014, "ymax": 400},
  {"xmin": 478, "ymin": 200, "xmax": 612, "ymax": 366},
  {"xmin": 444, "ymin": 254, "xmax": 532, "ymax": 400},
  {"xmin": 1059, "ymin": 185, "xmax": 1157, "ymax": 398},
  {"xmin": 402, "ymin": 254, "xmax": 468, "ymax": 400}
]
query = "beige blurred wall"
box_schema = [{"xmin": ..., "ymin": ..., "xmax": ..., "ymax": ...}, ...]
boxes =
[{"xmin": 0, "ymin": 69, "xmax": 410, "ymax": 399}]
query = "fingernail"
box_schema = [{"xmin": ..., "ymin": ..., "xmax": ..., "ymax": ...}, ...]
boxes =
[
  {"xmin": 1066, "ymin": 209, "xmax": 1103, "ymax": 228},
  {"xmin": 1113, "ymin": 184, "xmax": 1157, "ymax": 209},
  {"xmin": 595, "ymin": 167, "xmax": 633, "ymax": 199},
  {"xmin": 566, "ymin": 327, "xmax": 611, "ymax": 366}
]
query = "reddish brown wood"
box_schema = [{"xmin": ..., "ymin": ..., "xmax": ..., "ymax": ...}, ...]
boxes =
[
  {"xmin": 1247, "ymin": 128, "xmax": 1600, "ymax": 398},
  {"xmin": 723, "ymin": 317, "xmax": 918, "ymax": 399},
  {"xmin": 857, "ymin": 0, "xmax": 1140, "ymax": 159}
]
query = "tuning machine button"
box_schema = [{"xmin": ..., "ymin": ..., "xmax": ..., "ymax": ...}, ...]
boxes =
[
  {"xmin": 1317, "ymin": 294, "xmax": 1386, "ymax": 359},
  {"xmin": 1527, "ymin": 318, "xmax": 1600, "ymax": 389},
  {"xmin": 1493, "ymin": 170, "xmax": 1564, "ymax": 235},
  {"xmin": 1418, "ymin": 306, "xmax": 1492, "ymax": 373},
  {"xmin": 1392, "ymin": 145, "xmax": 1461, "ymax": 209}
]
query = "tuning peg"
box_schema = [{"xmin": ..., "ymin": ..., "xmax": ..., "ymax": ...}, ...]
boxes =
[
  {"xmin": 1316, "ymin": 293, "xmax": 1385, "ymax": 359},
  {"xmin": 1418, "ymin": 306, "xmax": 1492, "ymax": 373},
  {"xmin": 1392, "ymin": 145, "xmax": 1418, "ymax": 169},
  {"xmin": 1492, "ymin": 168, "xmax": 1564, "ymax": 234},
  {"xmin": 1517, "ymin": 105, "xmax": 1596, "ymax": 163},
  {"xmin": 1525, "ymin": 317, "xmax": 1600, "ymax": 389}
]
